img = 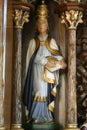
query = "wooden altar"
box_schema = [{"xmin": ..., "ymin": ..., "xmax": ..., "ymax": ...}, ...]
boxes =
[{"xmin": 0, "ymin": 0, "xmax": 87, "ymax": 130}]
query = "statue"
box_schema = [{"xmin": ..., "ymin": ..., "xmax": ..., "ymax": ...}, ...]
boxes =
[{"xmin": 23, "ymin": 0, "xmax": 67, "ymax": 125}]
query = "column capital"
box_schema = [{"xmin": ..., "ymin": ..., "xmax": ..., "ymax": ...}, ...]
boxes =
[
  {"xmin": 13, "ymin": 1, "xmax": 34, "ymax": 28},
  {"xmin": 61, "ymin": 10, "xmax": 83, "ymax": 29},
  {"xmin": 58, "ymin": 3, "xmax": 84, "ymax": 29}
]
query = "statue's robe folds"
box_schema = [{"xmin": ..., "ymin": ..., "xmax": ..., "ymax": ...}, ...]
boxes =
[{"xmin": 23, "ymin": 35, "xmax": 64, "ymax": 123}]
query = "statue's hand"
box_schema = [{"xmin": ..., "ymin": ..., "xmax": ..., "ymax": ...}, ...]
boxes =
[{"xmin": 45, "ymin": 60, "xmax": 57, "ymax": 69}]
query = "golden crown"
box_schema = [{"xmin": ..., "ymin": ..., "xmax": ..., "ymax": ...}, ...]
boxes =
[{"xmin": 37, "ymin": 0, "xmax": 48, "ymax": 19}]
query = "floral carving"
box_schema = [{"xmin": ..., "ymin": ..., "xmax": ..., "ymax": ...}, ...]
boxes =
[
  {"xmin": 61, "ymin": 10, "xmax": 83, "ymax": 29},
  {"xmin": 13, "ymin": 9, "xmax": 30, "ymax": 28}
]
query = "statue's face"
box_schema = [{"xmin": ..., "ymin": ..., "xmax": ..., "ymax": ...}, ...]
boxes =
[{"xmin": 37, "ymin": 18, "xmax": 48, "ymax": 34}]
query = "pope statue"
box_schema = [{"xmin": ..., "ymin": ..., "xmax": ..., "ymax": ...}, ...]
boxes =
[{"xmin": 23, "ymin": 0, "xmax": 67, "ymax": 124}]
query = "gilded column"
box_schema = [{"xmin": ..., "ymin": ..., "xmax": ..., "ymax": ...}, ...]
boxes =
[
  {"xmin": 60, "ymin": 4, "xmax": 83, "ymax": 130},
  {"xmin": 11, "ymin": 2, "xmax": 32, "ymax": 130}
]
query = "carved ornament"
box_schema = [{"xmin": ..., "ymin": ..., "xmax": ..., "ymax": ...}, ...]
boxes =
[
  {"xmin": 13, "ymin": 9, "xmax": 29, "ymax": 28},
  {"xmin": 12, "ymin": 1, "xmax": 35, "ymax": 29},
  {"xmin": 76, "ymin": 26, "xmax": 87, "ymax": 123},
  {"xmin": 61, "ymin": 10, "xmax": 83, "ymax": 29}
]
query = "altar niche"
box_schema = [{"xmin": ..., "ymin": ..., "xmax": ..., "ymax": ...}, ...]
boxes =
[{"xmin": 22, "ymin": 0, "xmax": 67, "ymax": 130}]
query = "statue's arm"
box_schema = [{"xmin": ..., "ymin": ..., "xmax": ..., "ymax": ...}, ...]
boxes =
[{"xmin": 45, "ymin": 39, "xmax": 67, "ymax": 72}]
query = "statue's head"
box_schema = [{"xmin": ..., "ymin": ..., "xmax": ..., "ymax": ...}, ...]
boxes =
[{"xmin": 36, "ymin": 0, "xmax": 49, "ymax": 34}]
